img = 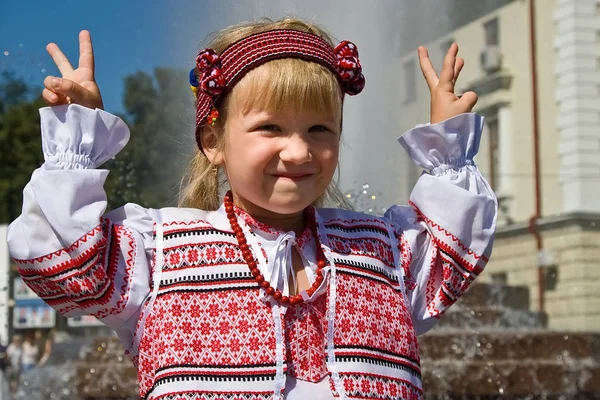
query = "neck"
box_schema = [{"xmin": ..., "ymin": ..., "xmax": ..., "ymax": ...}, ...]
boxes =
[{"xmin": 231, "ymin": 194, "xmax": 306, "ymax": 235}]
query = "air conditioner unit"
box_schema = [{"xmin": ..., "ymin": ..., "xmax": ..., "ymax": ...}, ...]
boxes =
[{"xmin": 480, "ymin": 45, "xmax": 502, "ymax": 74}]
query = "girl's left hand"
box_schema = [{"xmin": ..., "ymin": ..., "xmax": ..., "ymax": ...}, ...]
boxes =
[{"xmin": 418, "ymin": 43, "xmax": 477, "ymax": 124}]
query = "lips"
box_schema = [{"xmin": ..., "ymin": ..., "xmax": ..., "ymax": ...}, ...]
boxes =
[{"xmin": 271, "ymin": 173, "xmax": 314, "ymax": 181}]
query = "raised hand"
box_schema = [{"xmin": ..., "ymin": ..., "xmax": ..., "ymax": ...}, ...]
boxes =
[
  {"xmin": 42, "ymin": 30, "xmax": 103, "ymax": 110},
  {"xmin": 418, "ymin": 43, "xmax": 477, "ymax": 124}
]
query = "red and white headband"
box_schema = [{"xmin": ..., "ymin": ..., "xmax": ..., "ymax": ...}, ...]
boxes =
[{"xmin": 189, "ymin": 29, "xmax": 365, "ymax": 148}]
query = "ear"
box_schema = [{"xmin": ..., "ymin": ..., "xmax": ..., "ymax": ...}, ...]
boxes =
[{"xmin": 199, "ymin": 125, "xmax": 225, "ymax": 165}]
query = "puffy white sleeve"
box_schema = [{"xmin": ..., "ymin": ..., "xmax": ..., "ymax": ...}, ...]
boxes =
[
  {"xmin": 6, "ymin": 104, "xmax": 153, "ymax": 347},
  {"xmin": 384, "ymin": 113, "xmax": 498, "ymax": 336}
]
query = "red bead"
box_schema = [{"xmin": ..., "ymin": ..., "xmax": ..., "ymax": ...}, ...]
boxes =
[
  {"xmin": 222, "ymin": 189, "xmax": 327, "ymax": 305},
  {"xmin": 290, "ymin": 295, "xmax": 303, "ymax": 305}
]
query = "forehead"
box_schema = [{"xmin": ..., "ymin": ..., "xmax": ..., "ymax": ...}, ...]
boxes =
[{"xmin": 225, "ymin": 59, "xmax": 343, "ymax": 120}]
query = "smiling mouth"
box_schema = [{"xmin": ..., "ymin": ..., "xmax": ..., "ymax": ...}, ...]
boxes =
[{"xmin": 272, "ymin": 174, "xmax": 314, "ymax": 181}]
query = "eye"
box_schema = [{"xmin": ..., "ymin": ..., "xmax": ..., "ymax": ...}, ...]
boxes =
[
  {"xmin": 308, "ymin": 125, "xmax": 331, "ymax": 133},
  {"xmin": 257, "ymin": 124, "xmax": 281, "ymax": 132}
]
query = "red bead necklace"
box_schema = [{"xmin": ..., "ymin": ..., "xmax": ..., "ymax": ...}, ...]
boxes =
[{"xmin": 224, "ymin": 191, "xmax": 327, "ymax": 306}]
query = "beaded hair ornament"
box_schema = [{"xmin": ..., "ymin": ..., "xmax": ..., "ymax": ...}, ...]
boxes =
[{"xmin": 189, "ymin": 29, "xmax": 365, "ymax": 150}]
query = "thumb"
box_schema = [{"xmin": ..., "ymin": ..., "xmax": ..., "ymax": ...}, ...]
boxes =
[
  {"xmin": 458, "ymin": 91, "xmax": 478, "ymax": 111},
  {"xmin": 50, "ymin": 78, "xmax": 93, "ymax": 107}
]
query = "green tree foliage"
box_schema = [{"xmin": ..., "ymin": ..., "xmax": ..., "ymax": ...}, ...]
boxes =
[
  {"xmin": 0, "ymin": 68, "xmax": 195, "ymax": 224},
  {"xmin": 104, "ymin": 68, "xmax": 195, "ymax": 210}
]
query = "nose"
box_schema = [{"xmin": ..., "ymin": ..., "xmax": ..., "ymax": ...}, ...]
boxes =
[{"xmin": 279, "ymin": 134, "xmax": 312, "ymax": 164}]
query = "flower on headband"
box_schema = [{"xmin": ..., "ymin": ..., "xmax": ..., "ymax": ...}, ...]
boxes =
[
  {"xmin": 334, "ymin": 41, "xmax": 365, "ymax": 96},
  {"xmin": 196, "ymin": 48, "xmax": 226, "ymax": 98}
]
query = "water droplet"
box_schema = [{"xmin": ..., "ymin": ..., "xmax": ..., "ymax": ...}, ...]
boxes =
[
  {"xmin": 41, "ymin": 68, "xmax": 46, "ymax": 73},
  {"xmin": 3, "ymin": 51, "xmax": 8, "ymax": 56},
  {"xmin": 362, "ymin": 190, "xmax": 367, "ymax": 194}
]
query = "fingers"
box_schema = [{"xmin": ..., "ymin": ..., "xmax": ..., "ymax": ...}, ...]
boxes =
[
  {"xmin": 42, "ymin": 76, "xmax": 67, "ymax": 105},
  {"xmin": 453, "ymin": 57, "xmax": 465, "ymax": 85},
  {"xmin": 458, "ymin": 91, "xmax": 478, "ymax": 110},
  {"xmin": 439, "ymin": 43, "xmax": 458, "ymax": 91},
  {"xmin": 43, "ymin": 76, "xmax": 89, "ymax": 104},
  {"xmin": 78, "ymin": 30, "xmax": 95, "ymax": 76},
  {"xmin": 417, "ymin": 46, "xmax": 439, "ymax": 91},
  {"xmin": 46, "ymin": 43, "xmax": 74, "ymax": 76}
]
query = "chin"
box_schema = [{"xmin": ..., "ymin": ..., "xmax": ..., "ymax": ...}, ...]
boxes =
[{"xmin": 267, "ymin": 192, "xmax": 317, "ymax": 214}]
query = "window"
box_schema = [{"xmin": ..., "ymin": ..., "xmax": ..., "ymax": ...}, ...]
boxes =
[
  {"xmin": 491, "ymin": 272, "xmax": 507, "ymax": 286},
  {"xmin": 484, "ymin": 17, "xmax": 499, "ymax": 46},
  {"xmin": 402, "ymin": 59, "xmax": 417, "ymax": 104},
  {"xmin": 488, "ymin": 118, "xmax": 500, "ymax": 191}
]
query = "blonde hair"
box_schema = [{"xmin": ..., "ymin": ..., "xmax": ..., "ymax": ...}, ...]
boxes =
[{"xmin": 178, "ymin": 18, "xmax": 352, "ymax": 211}]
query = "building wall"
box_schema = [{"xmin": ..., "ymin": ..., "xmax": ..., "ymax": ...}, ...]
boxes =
[
  {"xmin": 395, "ymin": 0, "xmax": 600, "ymax": 332},
  {"xmin": 489, "ymin": 222, "xmax": 600, "ymax": 332}
]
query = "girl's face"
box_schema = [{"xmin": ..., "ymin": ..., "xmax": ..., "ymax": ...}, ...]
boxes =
[{"xmin": 217, "ymin": 93, "xmax": 341, "ymax": 220}]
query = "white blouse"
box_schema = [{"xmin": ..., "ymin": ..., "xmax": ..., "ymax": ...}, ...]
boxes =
[{"xmin": 7, "ymin": 104, "xmax": 497, "ymax": 399}]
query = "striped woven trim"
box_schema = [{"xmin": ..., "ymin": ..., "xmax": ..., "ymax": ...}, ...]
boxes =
[{"xmin": 195, "ymin": 29, "xmax": 338, "ymax": 138}]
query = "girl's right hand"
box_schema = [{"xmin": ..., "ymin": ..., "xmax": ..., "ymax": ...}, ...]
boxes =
[{"xmin": 42, "ymin": 30, "xmax": 104, "ymax": 110}]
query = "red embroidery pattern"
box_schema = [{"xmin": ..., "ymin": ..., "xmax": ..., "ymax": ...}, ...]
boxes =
[
  {"xmin": 397, "ymin": 232, "xmax": 416, "ymax": 292},
  {"xmin": 15, "ymin": 219, "xmax": 136, "ymax": 320},
  {"xmin": 284, "ymin": 293, "xmax": 328, "ymax": 382},
  {"xmin": 162, "ymin": 242, "xmax": 243, "ymax": 271},
  {"xmin": 327, "ymin": 235, "xmax": 395, "ymax": 269},
  {"xmin": 339, "ymin": 373, "xmax": 422, "ymax": 400},
  {"xmin": 408, "ymin": 203, "xmax": 488, "ymax": 320},
  {"xmin": 334, "ymin": 274, "xmax": 419, "ymax": 362},
  {"xmin": 154, "ymin": 393, "xmax": 273, "ymax": 400},
  {"xmin": 409, "ymin": 201, "xmax": 489, "ymax": 267},
  {"xmin": 137, "ymin": 288, "xmax": 279, "ymax": 398}
]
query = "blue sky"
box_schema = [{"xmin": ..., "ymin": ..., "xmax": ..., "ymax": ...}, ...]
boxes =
[{"xmin": 0, "ymin": 0, "xmax": 236, "ymax": 114}]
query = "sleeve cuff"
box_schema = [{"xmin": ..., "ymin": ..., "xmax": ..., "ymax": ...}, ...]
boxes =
[
  {"xmin": 40, "ymin": 104, "xmax": 130, "ymax": 169},
  {"xmin": 397, "ymin": 113, "xmax": 485, "ymax": 172}
]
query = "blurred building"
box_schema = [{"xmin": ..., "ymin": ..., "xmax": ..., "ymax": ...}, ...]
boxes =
[{"xmin": 396, "ymin": 0, "xmax": 600, "ymax": 331}]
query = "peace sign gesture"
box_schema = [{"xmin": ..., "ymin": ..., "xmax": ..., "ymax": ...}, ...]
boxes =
[
  {"xmin": 42, "ymin": 30, "xmax": 103, "ymax": 110},
  {"xmin": 418, "ymin": 43, "xmax": 477, "ymax": 124}
]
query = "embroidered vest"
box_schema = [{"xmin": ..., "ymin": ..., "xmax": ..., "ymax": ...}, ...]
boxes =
[{"xmin": 134, "ymin": 210, "xmax": 422, "ymax": 400}]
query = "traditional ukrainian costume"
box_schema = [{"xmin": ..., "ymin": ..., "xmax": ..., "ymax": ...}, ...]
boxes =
[{"xmin": 6, "ymin": 30, "xmax": 497, "ymax": 400}]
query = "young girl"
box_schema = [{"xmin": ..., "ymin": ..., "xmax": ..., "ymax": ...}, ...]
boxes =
[{"xmin": 7, "ymin": 18, "xmax": 496, "ymax": 400}]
